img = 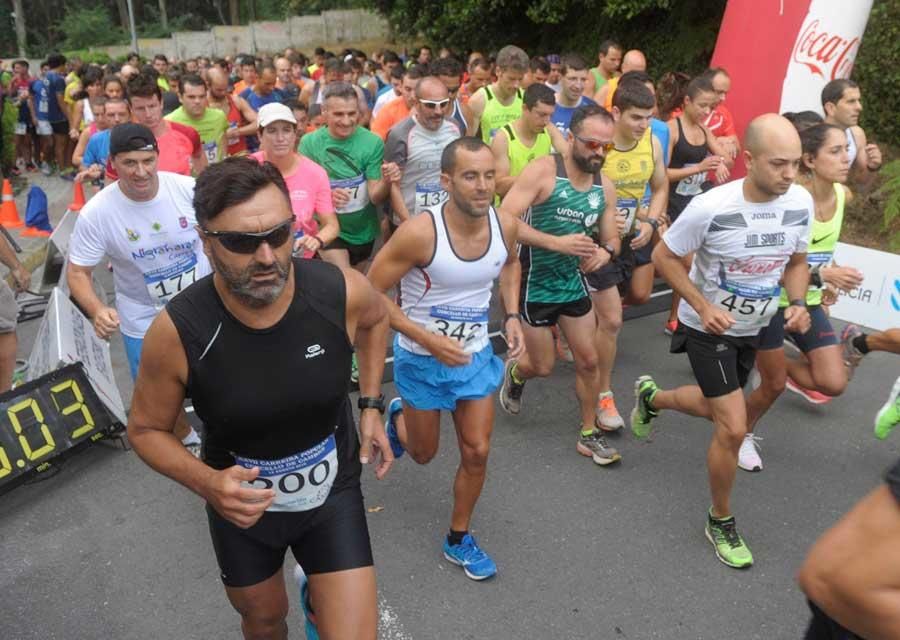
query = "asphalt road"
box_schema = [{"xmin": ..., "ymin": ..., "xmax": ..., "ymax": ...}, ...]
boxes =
[{"xmin": 2, "ymin": 283, "xmax": 898, "ymax": 640}]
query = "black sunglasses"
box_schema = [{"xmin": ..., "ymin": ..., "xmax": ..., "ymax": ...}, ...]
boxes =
[{"xmin": 201, "ymin": 217, "xmax": 295, "ymax": 254}]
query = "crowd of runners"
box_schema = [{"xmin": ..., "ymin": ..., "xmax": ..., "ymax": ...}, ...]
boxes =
[{"xmin": 1, "ymin": 37, "xmax": 899, "ymax": 640}]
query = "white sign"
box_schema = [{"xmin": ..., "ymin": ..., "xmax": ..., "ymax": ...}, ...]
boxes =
[
  {"xmin": 27, "ymin": 288, "xmax": 127, "ymax": 424},
  {"xmin": 830, "ymin": 242, "xmax": 900, "ymax": 331}
]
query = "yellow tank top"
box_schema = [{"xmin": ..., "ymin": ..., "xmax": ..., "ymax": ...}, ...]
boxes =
[
  {"xmin": 602, "ymin": 128, "xmax": 654, "ymax": 236},
  {"xmin": 479, "ymin": 86, "xmax": 523, "ymax": 144},
  {"xmin": 502, "ymin": 122, "xmax": 552, "ymax": 177}
]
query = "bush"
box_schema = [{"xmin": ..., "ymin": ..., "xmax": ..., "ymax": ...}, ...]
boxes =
[
  {"xmin": 57, "ymin": 5, "xmax": 126, "ymax": 52},
  {"xmin": 853, "ymin": 0, "xmax": 899, "ymax": 146}
]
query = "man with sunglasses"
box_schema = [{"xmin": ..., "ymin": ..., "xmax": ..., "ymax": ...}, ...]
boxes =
[
  {"xmin": 300, "ymin": 82, "xmax": 400, "ymax": 272},
  {"xmin": 384, "ymin": 76, "xmax": 461, "ymax": 230},
  {"xmin": 127, "ymin": 157, "xmax": 393, "ymax": 639},
  {"xmin": 68, "ymin": 123, "xmax": 208, "ymax": 454},
  {"xmin": 499, "ymin": 104, "xmax": 624, "ymax": 466}
]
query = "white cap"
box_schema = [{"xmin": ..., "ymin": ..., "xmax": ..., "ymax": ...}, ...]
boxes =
[{"xmin": 257, "ymin": 102, "xmax": 297, "ymax": 129}]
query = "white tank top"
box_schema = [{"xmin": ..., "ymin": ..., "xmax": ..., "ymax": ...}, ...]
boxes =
[
  {"xmin": 398, "ymin": 202, "xmax": 508, "ymax": 356},
  {"xmin": 846, "ymin": 127, "xmax": 857, "ymax": 167},
  {"xmin": 83, "ymin": 98, "xmax": 95, "ymax": 125}
]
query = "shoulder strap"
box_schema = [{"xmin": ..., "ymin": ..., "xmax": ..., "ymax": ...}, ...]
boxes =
[
  {"xmin": 166, "ymin": 275, "xmax": 221, "ymax": 364},
  {"xmin": 484, "ymin": 86, "xmax": 494, "ymax": 102},
  {"xmin": 516, "ymin": 88, "xmax": 524, "ymax": 100},
  {"xmin": 502, "ymin": 122, "xmax": 516, "ymax": 142}
]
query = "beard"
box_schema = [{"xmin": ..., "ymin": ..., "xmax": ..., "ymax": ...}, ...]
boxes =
[
  {"xmin": 572, "ymin": 149, "xmax": 605, "ymax": 175},
  {"xmin": 210, "ymin": 249, "xmax": 292, "ymax": 308},
  {"xmin": 455, "ymin": 195, "xmax": 491, "ymax": 219}
]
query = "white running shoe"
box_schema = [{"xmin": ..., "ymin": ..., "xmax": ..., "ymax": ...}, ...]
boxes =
[{"xmin": 738, "ymin": 434, "xmax": 763, "ymax": 472}]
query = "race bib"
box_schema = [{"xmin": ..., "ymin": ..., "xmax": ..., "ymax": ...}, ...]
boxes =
[
  {"xmin": 203, "ymin": 141, "xmax": 219, "ymax": 163},
  {"xmin": 426, "ymin": 305, "xmax": 489, "ymax": 354},
  {"xmin": 143, "ymin": 254, "xmax": 198, "ymax": 305},
  {"xmin": 615, "ymin": 195, "xmax": 650, "ymax": 237},
  {"xmin": 330, "ymin": 174, "xmax": 369, "ymax": 214},
  {"xmin": 235, "ymin": 433, "xmax": 339, "ymax": 512},
  {"xmin": 675, "ymin": 164, "xmax": 704, "ymax": 197},
  {"xmin": 807, "ymin": 251, "xmax": 833, "ymax": 267},
  {"xmin": 713, "ymin": 278, "xmax": 781, "ymax": 329},
  {"xmin": 414, "ymin": 182, "xmax": 448, "ymax": 215}
]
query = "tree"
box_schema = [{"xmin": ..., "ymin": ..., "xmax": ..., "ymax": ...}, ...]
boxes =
[
  {"xmin": 158, "ymin": 0, "xmax": 168, "ymax": 30},
  {"xmin": 12, "ymin": 0, "xmax": 27, "ymax": 57}
]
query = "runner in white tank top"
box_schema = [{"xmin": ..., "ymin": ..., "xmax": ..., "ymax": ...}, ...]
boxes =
[{"xmin": 367, "ymin": 137, "xmax": 525, "ymax": 581}]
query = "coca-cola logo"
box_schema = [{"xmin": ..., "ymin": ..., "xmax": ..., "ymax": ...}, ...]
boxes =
[
  {"xmin": 792, "ymin": 18, "xmax": 860, "ymax": 80},
  {"xmin": 727, "ymin": 257, "xmax": 784, "ymax": 275}
]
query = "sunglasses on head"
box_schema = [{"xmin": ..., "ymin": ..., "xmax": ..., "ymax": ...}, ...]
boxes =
[
  {"xmin": 573, "ymin": 134, "xmax": 613, "ymax": 152},
  {"xmin": 419, "ymin": 98, "xmax": 450, "ymax": 110},
  {"xmin": 201, "ymin": 217, "xmax": 295, "ymax": 254}
]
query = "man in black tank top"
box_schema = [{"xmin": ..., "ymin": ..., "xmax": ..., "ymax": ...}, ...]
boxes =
[{"xmin": 127, "ymin": 157, "xmax": 392, "ymax": 640}]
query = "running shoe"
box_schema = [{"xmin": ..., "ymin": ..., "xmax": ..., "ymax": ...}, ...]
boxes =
[
  {"xmin": 40, "ymin": 161, "xmax": 52, "ymax": 176},
  {"xmin": 875, "ymin": 376, "xmax": 900, "ymax": 441},
  {"xmin": 664, "ymin": 319, "xmax": 678, "ymax": 336},
  {"xmin": 576, "ymin": 429, "xmax": 621, "ymax": 465},
  {"xmin": 630, "ymin": 375, "xmax": 659, "ymax": 439},
  {"xmin": 384, "ymin": 396, "xmax": 405, "ymax": 458},
  {"xmin": 350, "ymin": 352, "xmax": 359, "ymax": 384},
  {"xmin": 442, "ymin": 533, "xmax": 497, "ymax": 580},
  {"xmin": 499, "ymin": 359, "xmax": 525, "ymax": 415},
  {"xmin": 737, "ymin": 433, "xmax": 763, "ymax": 472},
  {"xmin": 293, "ymin": 564, "xmax": 320, "ymax": 639},
  {"xmin": 553, "ymin": 325, "xmax": 574, "ymax": 362},
  {"xmin": 705, "ymin": 510, "xmax": 753, "ymax": 569},
  {"xmin": 785, "ymin": 377, "xmax": 832, "ymax": 404},
  {"xmin": 59, "ymin": 167, "xmax": 76, "ymax": 181},
  {"xmin": 840, "ymin": 324, "xmax": 864, "ymax": 379},
  {"xmin": 595, "ymin": 391, "xmax": 625, "ymax": 431}
]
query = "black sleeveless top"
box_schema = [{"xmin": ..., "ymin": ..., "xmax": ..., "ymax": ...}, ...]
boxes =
[
  {"xmin": 167, "ymin": 258, "xmax": 359, "ymax": 488},
  {"xmin": 667, "ymin": 117, "xmax": 710, "ymax": 220}
]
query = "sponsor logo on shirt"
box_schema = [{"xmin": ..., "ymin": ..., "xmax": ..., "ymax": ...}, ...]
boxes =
[
  {"xmin": 751, "ymin": 212, "xmax": 777, "ymax": 220},
  {"xmin": 588, "ymin": 191, "xmax": 602, "ymax": 210},
  {"xmin": 726, "ymin": 257, "xmax": 786, "ymax": 275},
  {"xmin": 744, "ymin": 232, "xmax": 786, "ymax": 248},
  {"xmin": 131, "ymin": 240, "xmax": 198, "ymax": 261},
  {"xmin": 179, "ymin": 216, "xmax": 188, "ymax": 229},
  {"xmin": 305, "ymin": 344, "xmax": 326, "ymax": 359},
  {"xmin": 126, "ymin": 228, "xmax": 140, "ymax": 242}
]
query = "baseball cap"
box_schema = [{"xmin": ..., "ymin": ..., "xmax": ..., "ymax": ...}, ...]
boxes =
[
  {"xmin": 109, "ymin": 123, "xmax": 158, "ymax": 156},
  {"xmin": 257, "ymin": 102, "xmax": 298, "ymax": 129}
]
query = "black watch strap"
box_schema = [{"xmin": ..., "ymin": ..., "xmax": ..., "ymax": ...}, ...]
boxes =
[
  {"xmin": 600, "ymin": 242, "xmax": 616, "ymax": 257},
  {"xmin": 358, "ymin": 394, "xmax": 386, "ymax": 413},
  {"xmin": 789, "ymin": 298, "xmax": 806, "ymax": 307}
]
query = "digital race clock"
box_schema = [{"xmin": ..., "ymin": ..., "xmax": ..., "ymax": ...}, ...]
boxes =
[{"xmin": 0, "ymin": 363, "xmax": 120, "ymax": 495}]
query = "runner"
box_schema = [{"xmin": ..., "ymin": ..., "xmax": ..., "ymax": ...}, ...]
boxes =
[
  {"xmin": 239, "ymin": 65, "xmax": 285, "ymax": 112},
  {"xmin": 593, "ymin": 49, "xmax": 645, "ymax": 110},
  {"xmin": 166, "ymin": 74, "xmax": 230, "ymax": 164},
  {"xmin": 72, "ymin": 97, "xmax": 106, "ymax": 170},
  {"xmin": 9, "ymin": 60, "xmax": 36, "ymax": 172},
  {"xmin": 875, "ymin": 378, "xmax": 900, "ymax": 441},
  {"xmin": 544, "ymin": 54, "xmax": 562, "ymax": 93},
  {"xmin": 465, "ymin": 45, "xmax": 528, "ymax": 142},
  {"xmin": 67, "ymin": 124, "xmax": 207, "ymax": 454},
  {"xmin": 299, "ymin": 81, "xmax": 400, "ymax": 272},
  {"xmin": 231, "ymin": 55, "xmax": 257, "ymax": 97},
  {"xmin": 126, "ymin": 157, "xmax": 392, "ymax": 639},
  {"xmin": 631, "ymin": 114, "xmax": 812, "ymax": 568},
  {"xmin": 743, "ymin": 123, "xmax": 859, "ymax": 471},
  {"xmin": 491, "ymin": 83, "xmax": 560, "ymax": 198},
  {"xmin": 584, "ymin": 40, "xmax": 622, "ymax": 99},
  {"xmin": 300, "ymin": 58, "xmax": 370, "ymax": 126},
  {"xmin": 207, "ymin": 67, "xmax": 258, "ymax": 158},
  {"xmin": 821, "ymin": 79, "xmax": 882, "ymax": 188},
  {"xmin": 498, "ymin": 104, "xmax": 623, "ymax": 466},
  {"xmin": 384, "ymin": 76, "xmax": 461, "ymax": 230},
  {"xmin": 372, "ymin": 64, "xmax": 404, "ymax": 118},
  {"xmin": 585, "ymin": 81, "xmax": 667, "ymax": 432},
  {"xmin": 274, "ymin": 55, "xmax": 303, "ymax": 102},
  {"xmin": 250, "ymin": 103, "xmax": 339, "ymax": 260},
  {"xmin": 44, "ymin": 53, "xmax": 71, "ymax": 177},
  {"xmin": 371, "ymin": 65, "xmax": 426, "ymax": 140},
  {"xmin": 76, "ymin": 98, "xmax": 131, "ymax": 183},
  {"xmin": 842, "ymin": 325, "xmax": 900, "ymax": 382},
  {"xmin": 522, "ymin": 56, "xmax": 550, "ymax": 90},
  {"xmin": 551, "ymin": 54, "xmax": 597, "ymax": 137},
  {"xmin": 458, "ymin": 57, "xmax": 492, "ymax": 106},
  {"xmin": 662, "ymin": 74, "xmax": 732, "ymax": 334},
  {"xmin": 368, "ymin": 136, "xmax": 524, "ymax": 581},
  {"xmin": 152, "ymin": 54, "xmax": 170, "ymax": 91},
  {"xmin": 431, "ymin": 56, "xmax": 468, "ymax": 134}
]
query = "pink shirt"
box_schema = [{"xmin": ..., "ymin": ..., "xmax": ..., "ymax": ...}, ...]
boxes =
[{"xmin": 250, "ymin": 151, "xmax": 334, "ymax": 257}]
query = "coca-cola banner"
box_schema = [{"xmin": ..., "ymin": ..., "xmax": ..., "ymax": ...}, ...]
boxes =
[{"xmin": 710, "ymin": 0, "xmax": 873, "ymax": 174}]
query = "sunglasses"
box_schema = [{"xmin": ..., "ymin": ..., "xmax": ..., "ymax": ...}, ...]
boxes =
[
  {"xmin": 419, "ymin": 98, "xmax": 450, "ymax": 110},
  {"xmin": 573, "ymin": 134, "xmax": 613, "ymax": 152},
  {"xmin": 201, "ymin": 217, "xmax": 295, "ymax": 254}
]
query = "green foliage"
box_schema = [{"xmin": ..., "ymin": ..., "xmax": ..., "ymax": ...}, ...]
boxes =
[
  {"xmin": 1, "ymin": 100, "xmax": 17, "ymax": 168},
  {"xmin": 57, "ymin": 5, "xmax": 126, "ymax": 51},
  {"xmin": 61, "ymin": 49, "xmax": 113, "ymax": 65},
  {"xmin": 874, "ymin": 160, "xmax": 900, "ymax": 252},
  {"xmin": 853, "ymin": 0, "xmax": 900, "ymax": 146}
]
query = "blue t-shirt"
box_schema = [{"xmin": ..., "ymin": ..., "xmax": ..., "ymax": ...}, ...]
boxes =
[
  {"xmin": 643, "ymin": 118, "xmax": 671, "ymax": 202},
  {"xmin": 45, "ymin": 71, "xmax": 67, "ymax": 123},
  {"xmin": 29, "ymin": 79, "xmax": 50, "ymax": 122},
  {"xmin": 83, "ymin": 130, "xmax": 111, "ymax": 167},
  {"xmin": 240, "ymin": 87, "xmax": 285, "ymax": 112},
  {"xmin": 552, "ymin": 96, "xmax": 596, "ymax": 138}
]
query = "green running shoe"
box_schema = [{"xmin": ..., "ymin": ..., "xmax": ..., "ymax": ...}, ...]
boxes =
[
  {"xmin": 630, "ymin": 375, "xmax": 659, "ymax": 439},
  {"xmin": 705, "ymin": 510, "xmax": 753, "ymax": 569},
  {"xmin": 875, "ymin": 376, "xmax": 900, "ymax": 440}
]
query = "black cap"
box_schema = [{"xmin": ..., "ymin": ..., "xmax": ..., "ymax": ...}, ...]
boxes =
[{"xmin": 109, "ymin": 123, "xmax": 158, "ymax": 157}]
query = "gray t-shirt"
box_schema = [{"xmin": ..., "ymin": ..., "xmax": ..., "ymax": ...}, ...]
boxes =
[{"xmin": 384, "ymin": 115, "xmax": 461, "ymax": 224}]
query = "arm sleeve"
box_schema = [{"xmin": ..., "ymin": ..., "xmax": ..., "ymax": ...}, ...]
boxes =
[
  {"xmin": 662, "ymin": 198, "xmax": 712, "ymax": 257},
  {"xmin": 68, "ymin": 209, "xmax": 108, "ymax": 267}
]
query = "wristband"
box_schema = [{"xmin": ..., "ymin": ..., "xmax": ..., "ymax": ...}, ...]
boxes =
[
  {"xmin": 645, "ymin": 218, "xmax": 660, "ymax": 231},
  {"xmin": 357, "ymin": 394, "xmax": 386, "ymax": 414},
  {"xmin": 504, "ymin": 312, "xmax": 521, "ymax": 323},
  {"xmin": 789, "ymin": 299, "xmax": 806, "ymax": 308},
  {"xmin": 312, "ymin": 234, "xmax": 324, "ymax": 249}
]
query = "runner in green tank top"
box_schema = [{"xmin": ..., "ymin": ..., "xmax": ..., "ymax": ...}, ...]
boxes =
[
  {"xmin": 498, "ymin": 104, "xmax": 623, "ymax": 467},
  {"xmin": 465, "ymin": 45, "xmax": 529, "ymax": 143},
  {"xmin": 583, "ymin": 39, "xmax": 622, "ymax": 100},
  {"xmin": 745, "ymin": 123, "xmax": 863, "ymax": 472}
]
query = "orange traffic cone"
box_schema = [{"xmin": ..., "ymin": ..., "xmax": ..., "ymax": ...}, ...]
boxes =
[
  {"xmin": 0, "ymin": 179, "xmax": 23, "ymax": 228},
  {"xmin": 69, "ymin": 181, "xmax": 86, "ymax": 212}
]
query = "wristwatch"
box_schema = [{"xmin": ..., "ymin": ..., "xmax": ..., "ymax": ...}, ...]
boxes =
[
  {"xmin": 645, "ymin": 218, "xmax": 660, "ymax": 231},
  {"xmin": 599, "ymin": 242, "xmax": 616, "ymax": 258},
  {"xmin": 789, "ymin": 299, "xmax": 806, "ymax": 307},
  {"xmin": 504, "ymin": 312, "xmax": 522, "ymax": 323},
  {"xmin": 357, "ymin": 394, "xmax": 386, "ymax": 414}
]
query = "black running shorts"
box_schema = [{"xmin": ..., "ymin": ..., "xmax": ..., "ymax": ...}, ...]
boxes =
[
  {"xmin": 670, "ymin": 323, "xmax": 759, "ymax": 398},
  {"xmin": 758, "ymin": 305, "xmax": 838, "ymax": 353},
  {"xmin": 324, "ymin": 238, "xmax": 375, "ymax": 266},
  {"xmin": 522, "ymin": 295, "xmax": 592, "ymax": 328}
]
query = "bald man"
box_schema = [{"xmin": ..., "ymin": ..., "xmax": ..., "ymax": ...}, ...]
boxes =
[
  {"xmin": 594, "ymin": 50, "xmax": 647, "ymax": 109},
  {"xmin": 206, "ymin": 67, "xmax": 258, "ymax": 156},
  {"xmin": 631, "ymin": 114, "xmax": 813, "ymax": 569}
]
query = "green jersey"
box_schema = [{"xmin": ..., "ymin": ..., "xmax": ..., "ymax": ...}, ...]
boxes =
[
  {"xmin": 300, "ymin": 126, "xmax": 384, "ymax": 245},
  {"xmin": 520, "ymin": 155, "xmax": 606, "ymax": 304},
  {"xmin": 478, "ymin": 85, "xmax": 523, "ymax": 144},
  {"xmin": 165, "ymin": 107, "xmax": 229, "ymax": 163}
]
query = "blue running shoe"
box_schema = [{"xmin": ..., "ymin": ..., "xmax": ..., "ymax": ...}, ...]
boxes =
[
  {"xmin": 293, "ymin": 564, "xmax": 319, "ymax": 640},
  {"xmin": 442, "ymin": 534, "xmax": 497, "ymax": 580},
  {"xmin": 384, "ymin": 397, "xmax": 405, "ymax": 459}
]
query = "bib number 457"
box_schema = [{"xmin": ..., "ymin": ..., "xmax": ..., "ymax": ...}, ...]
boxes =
[{"xmin": 718, "ymin": 294, "xmax": 773, "ymax": 317}]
